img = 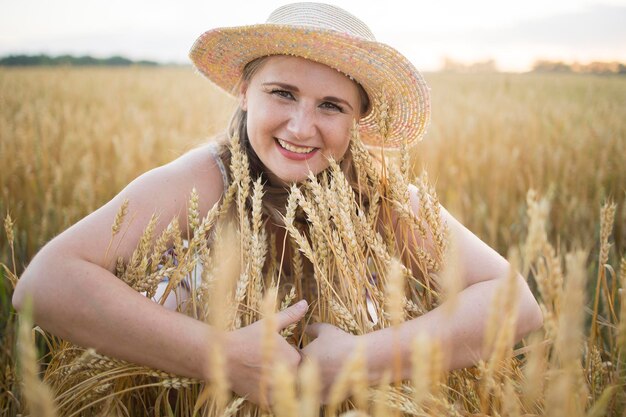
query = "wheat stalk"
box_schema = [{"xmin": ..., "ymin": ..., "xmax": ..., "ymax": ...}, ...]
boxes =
[
  {"xmin": 3, "ymin": 211, "xmax": 17, "ymax": 286},
  {"xmin": 17, "ymin": 297, "xmax": 58, "ymax": 417}
]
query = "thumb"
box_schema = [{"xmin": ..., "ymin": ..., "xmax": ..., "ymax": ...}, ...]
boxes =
[{"xmin": 275, "ymin": 299, "xmax": 308, "ymax": 331}]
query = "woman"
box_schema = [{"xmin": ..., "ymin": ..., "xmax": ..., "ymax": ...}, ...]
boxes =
[{"xmin": 12, "ymin": 2, "xmax": 543, "ymax": 408}]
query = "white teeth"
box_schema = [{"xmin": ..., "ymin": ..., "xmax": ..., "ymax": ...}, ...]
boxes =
[{"xmin": 277, "ymin": 138, "xmax": 315, "ymax": 154}]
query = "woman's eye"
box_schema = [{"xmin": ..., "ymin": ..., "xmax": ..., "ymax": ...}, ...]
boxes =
[
  {"xmin": 271, "ymin": 89, "xmax": 294, "ymax": 99},
  {"xmin": 321, "ymin": 102, "xmax": 343, "ymax": 112}
]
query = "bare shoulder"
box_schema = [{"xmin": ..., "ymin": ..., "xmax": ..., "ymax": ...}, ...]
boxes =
[
  {"xmin": 166, "ymin": 142, "xmax": 227, "ymax": 215},
  {"xmin": 406, "ymin": 184, "xmax": 509, "ymax": 287},
  {"xmin": 42, "ymin": 142, "xmax": 227, "ymax": 272}
]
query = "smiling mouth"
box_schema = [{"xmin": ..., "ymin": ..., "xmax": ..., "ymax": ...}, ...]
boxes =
[{"xmin": 276, "ymin": 138, "xmax": 317, "ymax": 154}]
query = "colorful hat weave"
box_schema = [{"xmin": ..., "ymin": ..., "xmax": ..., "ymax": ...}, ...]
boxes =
[{"xmin": 189, "ymin": 2, "xmax": 430, "ymax": 148}]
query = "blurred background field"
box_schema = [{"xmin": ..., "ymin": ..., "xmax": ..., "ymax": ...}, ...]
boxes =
[
  {"xmin": 1, "ymin": 67, "xmax": 625, "ymax": 415},
  {"xmin": 1, "ymin": 67, "xmax": 623, "ymax": 266}
]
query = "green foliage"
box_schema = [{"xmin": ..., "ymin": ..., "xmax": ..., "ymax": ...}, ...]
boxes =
[{"xmin": 0, "ymin": 54, "xmax": 159, "ymax": 67}]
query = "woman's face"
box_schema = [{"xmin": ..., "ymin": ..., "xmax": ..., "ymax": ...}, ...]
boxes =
[{"xmin": 241, "ymin": 55, "xmax": 362, "ymax": 185}]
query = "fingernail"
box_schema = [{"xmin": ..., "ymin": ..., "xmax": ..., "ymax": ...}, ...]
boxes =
[{"xmin": 295, "ymin": 300, "xmax": 308, "ymax": 310}]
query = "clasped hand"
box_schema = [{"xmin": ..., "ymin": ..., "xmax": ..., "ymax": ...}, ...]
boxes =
[{"xmin": 224, "ymin": 300, "xmax": 359, "ymax": 406}]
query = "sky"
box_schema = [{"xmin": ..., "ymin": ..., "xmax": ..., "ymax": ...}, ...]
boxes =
[{"xmin": 1, "ymin": 0, "xmax": 625, "ymax": 72}]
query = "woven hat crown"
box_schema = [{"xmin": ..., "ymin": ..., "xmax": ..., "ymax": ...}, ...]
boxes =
[
  {"xmin": 189, "ymin": 2, "xmax": 431, "ymax": 148},
  {"xmin": 267, "ymin": 2, "xmax": 376, "ymax": 41}
]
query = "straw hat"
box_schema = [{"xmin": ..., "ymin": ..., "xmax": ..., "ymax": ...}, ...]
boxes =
[{"xmin": 189, "ymin": 2, "xmax": 430, "ymax": 148}]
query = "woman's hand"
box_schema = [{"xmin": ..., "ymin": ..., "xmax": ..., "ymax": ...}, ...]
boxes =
[
  {"xmin": 301, "ymin": 323, "xmax": 359, "ymax": 402},
  {"xmin": 224, "ymin": 300, "xmax": 308, "ymax": 406}
]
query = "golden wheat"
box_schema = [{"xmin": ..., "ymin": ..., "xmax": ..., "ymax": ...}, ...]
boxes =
[{"xmin": 2, "ymin": 68, "xmax": 625, "ymax": 416}]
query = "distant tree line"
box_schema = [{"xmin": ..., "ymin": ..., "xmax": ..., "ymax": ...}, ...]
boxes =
[
  {"xmin": 531, "ymin": 60, "xmax": 626, "ymax": 75},
  {"xmin": 440, "ymin": 57, "xmax": 498, "ymax": 73},
  {"xmin": 439, "ymin": 57, "xmax": 626, "ymax": 75},
  {"xmin": 0, "ymin": 54, "xmax": 159, "ymax": 67}
]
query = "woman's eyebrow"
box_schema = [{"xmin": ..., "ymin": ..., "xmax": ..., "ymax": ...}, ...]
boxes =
[
  {"xmin": 262, "ymin": 82, "xmax": 298, "ymax": 91},
  {"xmin": 262, "ymin": 82, "xmax": 354, "ymax": 111}
]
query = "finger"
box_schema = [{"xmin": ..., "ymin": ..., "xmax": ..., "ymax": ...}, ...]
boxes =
[
  {"xmin": 294, "ymin": 347, "xmax": 304, "ymax": 363},
  {"xmin": 275, "ymin": 299, "xmax": 308, "ymax": 330},
  {"xmin": 304, "ymin": 322, "xmax": 336, "ymax": 338},
  {"xmin": 304, "ymin": 322, "xmax": 321, "ymax": 339}
]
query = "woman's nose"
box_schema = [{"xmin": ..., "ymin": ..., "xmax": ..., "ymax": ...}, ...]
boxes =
[{"xmin": 287, "ymin": 105, "xmax": 317, "ymax": 140}]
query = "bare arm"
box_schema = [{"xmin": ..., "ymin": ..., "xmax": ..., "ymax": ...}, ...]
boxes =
[
  {"xmin": 303, "ymin": 186, "xmax": 543, "ymax": 392},
  {"xmin": 380, "ymin": 186, "xmax": 544, "ymax": 374},
  {"xmin": 12, "ymin": 144, "xmax": 308, "ymax": 404},
  {"xmin": 16, "ymin": 251, "xmax": 217, "ymax": 379},
  {"xmin": 364, "ymin": 274, "xmax": 541, "ymax": 380},
  {"xmin": 12, "ymin": 145, "xmax": 226, "ymax": 379}
]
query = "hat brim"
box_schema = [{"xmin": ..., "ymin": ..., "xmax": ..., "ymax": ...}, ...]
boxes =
[{"xmin": 189, "ymin": 24, "xmax": 430, "ymax": 148}]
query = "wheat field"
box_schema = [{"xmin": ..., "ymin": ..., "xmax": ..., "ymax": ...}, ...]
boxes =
[{"xmin": 1, "ymin": 67, "xmax": 625, "ymax": 416}]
